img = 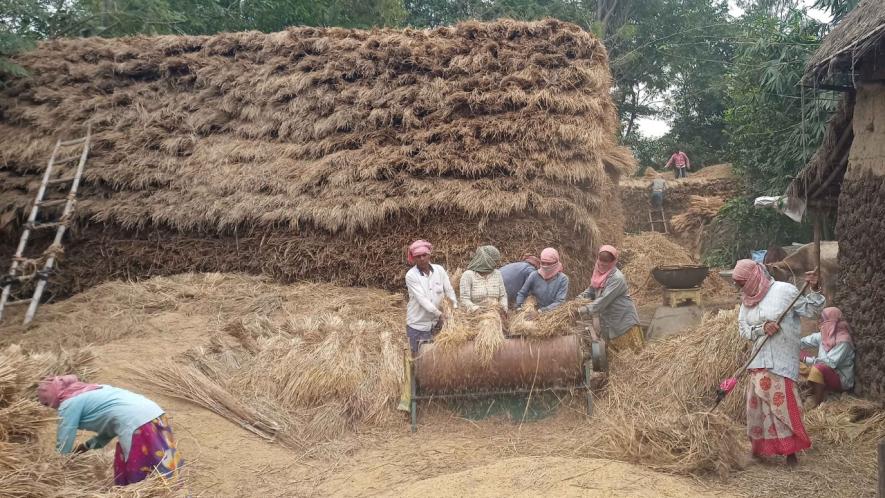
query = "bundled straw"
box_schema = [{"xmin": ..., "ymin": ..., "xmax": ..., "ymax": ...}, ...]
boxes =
[
  {"xmin": 508, "ymin": 297, "xmax": 589, "ymax": 338},
  {"xmin": 670, "ymin": 196, "xmax": 725, "ymax": 233}
]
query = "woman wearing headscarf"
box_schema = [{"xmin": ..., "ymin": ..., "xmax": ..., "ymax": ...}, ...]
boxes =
[
  {"xmin": 731, "ymin": 259, "xmax": 825, "ymax": 465},
  {"xmin": 800, "ymin": 307, "xmax": 855, "ymax": 408},
  {"xmin": 459, "ymin": 245, "xmax": 507, "ymax": 312},
  {"xmin": 499, "ymin": 253, "xmax": 541, "ymax": 308},
  {"xmin": 577, "ymin": 245, "xmax": 642, "ymax": 353},
  {"xmin": 515, "ymin": 247, "xmax": 569, "ymax": 312},
  {"xmin": 37, "ymin": 375, "xmax": 182, "ymax": 485}
]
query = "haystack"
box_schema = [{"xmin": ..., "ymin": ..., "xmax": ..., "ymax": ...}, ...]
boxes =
[{"xmin": 0, "ymin": 19, "xmax": 633, "ymax": 298}]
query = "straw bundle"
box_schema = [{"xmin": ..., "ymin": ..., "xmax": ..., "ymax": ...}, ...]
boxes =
[
  {"xmin": 670, "ymin": 196, "xmax": 725, "ymax": 233},
  {"xmin": 508, "ymin": 297, "xmax": 589, "ymax": 338},
  {"xmin": 0, "ymin": 19, "xmax": 632, "ymax": 297},
  {"xmin": 473, "ymin": 308, "xmax": 505, "ymax": 364}
]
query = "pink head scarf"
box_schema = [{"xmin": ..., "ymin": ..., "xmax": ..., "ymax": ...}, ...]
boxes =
[
  {"xmin": 538, "ymin": 248, "xmax": 563, "ymax": 280},
  {"xmin": 591, "ymin": 245, "xmax": 619, "ymax": 290},
  {"xmin": 820, "ymin": 307, "xmax": 852, "ymax": 351},
  {"xmin": 37, "ymin": 375, "xmax": 101, "ymax": 409},
  {"xmin": 407, "ymin": 240, "xmax": 433, "ymax": 265},
  {"xmin": 732, "ymin": 259, "xmax": 771, "ymax": 308}
]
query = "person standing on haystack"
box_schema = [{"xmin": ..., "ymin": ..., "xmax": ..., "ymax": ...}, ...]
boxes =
[
  {"xmin": 404, "ymin": 239, "xmax": 457, "ymax": 354},
  {"xmin": 577, "ymin": 245, "xmax": 642, "ymax": 353},
  {"xmin": 459, "ymin": 245, "xmax": 508, "ymax": 311},
  {"xmin": 731, "ymin": 259, "xmax": 824, "ymax": 465},
  {"xmin": 515, "ymin": 248, "xmax": 569, "ymax": 313},
  {"xmin": 664, "ymin": 149, "xmax": 690, "ymax": 179},
  {"xmin": 37, "ymin": 375, "xmax": 182, "ymax": 486},
  {"xmin": 499, "ymin": 254, "xmax": 540, "ymax": 309},
  {"xmin": 799, "ymin": 307, "xmax": 855, "ymax": 409}
]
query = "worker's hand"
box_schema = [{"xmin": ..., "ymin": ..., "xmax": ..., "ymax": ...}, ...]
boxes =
[
  {"xmin": 763, "ymin": 321, "xmax": 780, "ymax": 336},
  {"xmin": 804, "ymin": 270, "xmax": 820, "ymax": 291},
  {"xmin": 74, "ymin": 443, "xmax": 89, "ymax": 454}
]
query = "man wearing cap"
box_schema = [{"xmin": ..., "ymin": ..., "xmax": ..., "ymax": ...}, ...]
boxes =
[{"xmin": 404, "ymin": 239, "xmax": 458, "ymax": 353}]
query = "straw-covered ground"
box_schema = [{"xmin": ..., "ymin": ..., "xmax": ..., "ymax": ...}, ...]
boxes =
[{"xmin": 0, "ymin": 273, "xmax": 880, "ymax": 497}]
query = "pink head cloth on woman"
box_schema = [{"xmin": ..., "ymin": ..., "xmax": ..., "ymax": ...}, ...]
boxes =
[
  {"xmin": 732, "ymin": 259, "xmax": 771, "ymax": 308},
  {"xmin": 407, "ymin": 240, "xmax": 433, "ymax": 265},
  {"xmin": 37, "ymin": 375, "xmax": 101, "ymax": 409},
  {"xmin": 820, "ymin": 307, "xmax": 852, "ymax": 351},
  {"xmin": 538, "ymin": 248, "xmax": 563, "ymax": 280},
  {"xmin": 591, "ymin": 245, "xmax": 619, "ymax": 290}
]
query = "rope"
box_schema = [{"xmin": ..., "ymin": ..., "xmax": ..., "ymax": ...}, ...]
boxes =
[{"xmin": 11, "ymin": 244, "xmax": 65, "ymax": 281}]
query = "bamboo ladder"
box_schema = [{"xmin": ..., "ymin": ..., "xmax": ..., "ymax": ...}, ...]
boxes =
[
  {"xmin": 648, "ymin": 206, "xmax": 668, "ymax": 234},
  {"xmin": 0, "ymin": 127, "xmax": 92, "ymax": 325}
]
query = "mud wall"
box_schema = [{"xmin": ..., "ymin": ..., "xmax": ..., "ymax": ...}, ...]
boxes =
[{"xmin": 835, "ymin": 81, "xmax": 885, "ymax": 400}]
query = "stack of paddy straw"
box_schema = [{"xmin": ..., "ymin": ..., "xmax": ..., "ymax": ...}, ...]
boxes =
[
  {"xmin": 670, "ymin": 195, "xmax": 725, "ymax": 233},
  {"xmin": 0, "ymin": 346, "xmax": 183, "ymax": 497}
]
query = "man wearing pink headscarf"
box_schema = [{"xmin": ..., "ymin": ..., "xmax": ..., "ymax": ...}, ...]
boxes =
[
  {"xmin": 515, "ymin": 247, "xmax": 569, "ymax": 312},
  {"xmin": 577, "ymin": 245, "xmax": 642, "ymax": 352},
  {"xmin": 800, "ymin": 307, "xmax": 855, "ymax": 408},
  {"xmin": 732, "ymin": 259, "xmax": 824, "ymax": 465},
  {"xmin": 404, "ymin": 239, "xmax": 457, "ymax": 353}
]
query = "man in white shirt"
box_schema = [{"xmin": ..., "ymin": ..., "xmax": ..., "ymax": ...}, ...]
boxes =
[{"xmin": 404, "ymin": 239, "xmax": 457, "ymax": 353}]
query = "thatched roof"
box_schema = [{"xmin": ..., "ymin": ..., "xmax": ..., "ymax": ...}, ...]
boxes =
[
  {"xmin": 785, "ymin": 94, "xmax": 854, "ymax": 204},
  {"xmin": 805, "ymin": 0, "xmax": 885, "ymax": 85},
  {"xmin": 0, "ymin": 19, "xmax": 633, "ymax": 239}
]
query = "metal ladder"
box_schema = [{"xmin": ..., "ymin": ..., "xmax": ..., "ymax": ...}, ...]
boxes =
[
  {"xmin": 648, "ymin": 206, "xmax": 668, "ymax": 234},
  {"xmin": 0, "ymin": 127, "xmax": 91, "ymax": 324}
]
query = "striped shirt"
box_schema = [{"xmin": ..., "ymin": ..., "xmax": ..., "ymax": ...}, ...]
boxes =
[{"xmin": 459, "ymin": 269, "xmax": 508, "ymax": 311}]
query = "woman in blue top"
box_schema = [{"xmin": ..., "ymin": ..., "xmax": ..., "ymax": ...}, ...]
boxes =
[
  {"xmin": 38, "ymin": 375, "xmax": 182, "ymax": 486},
  {"xmin": 515, "ymin": 247, "xmax": 569, "ymax": 313}
]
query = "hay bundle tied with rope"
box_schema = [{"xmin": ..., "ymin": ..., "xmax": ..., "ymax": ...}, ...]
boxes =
[{"xmin": 0, "ymin": 19, "xmax": 633, "ymax": 299}]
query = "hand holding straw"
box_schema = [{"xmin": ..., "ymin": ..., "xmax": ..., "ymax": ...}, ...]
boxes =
[{"xmin": 710, "ymin": 277, "xmax": 815, "ymax": 412}]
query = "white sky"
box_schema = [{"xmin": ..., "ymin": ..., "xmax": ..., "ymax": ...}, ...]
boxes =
[{"xmin": 636, "ymin": 0, "xmax": 833, "ymax": 139}]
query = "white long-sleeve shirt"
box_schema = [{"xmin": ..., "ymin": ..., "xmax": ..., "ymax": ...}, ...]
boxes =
[
  {"xmin": 405, "ymin": 264, "xmax": 457, "ymax": 332},
  {"xmin": 738, "ymin": 281, "xmax": 826, "ymax": 381},
  {"xmin": 800, "ymin": 332, "xmax": 855, "ymax": 390}
]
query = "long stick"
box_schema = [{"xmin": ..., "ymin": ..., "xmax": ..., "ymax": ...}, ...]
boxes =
[{"xmin": 710, "ymin": 279, "xmax": 812, "ymax": 412}]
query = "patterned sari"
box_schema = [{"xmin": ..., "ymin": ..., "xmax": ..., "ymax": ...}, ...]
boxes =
[
  {"xmin": 113, "ymin": 414, "xmax": 182, "ymax": 485},
  {"xmin": 746, "ymin": 369, "xmax": 811, "ymax": 456}
]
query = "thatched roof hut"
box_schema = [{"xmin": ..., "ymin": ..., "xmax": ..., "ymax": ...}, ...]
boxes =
[
  {"xmin": 0, "ymin": 19, "xmax": 633, "ymax": 296},
  {"xmin": 790, "ymin": 0, "xmax": 885, "ymax": 400}
]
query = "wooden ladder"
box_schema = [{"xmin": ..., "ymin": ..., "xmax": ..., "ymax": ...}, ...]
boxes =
[
  {"xmin": 648, "ymin": 206, "xmax": 668, "ymax": 234},
  {"xmin": 0, "ymin": 127, "xmax": 92, "ymax": 325}
]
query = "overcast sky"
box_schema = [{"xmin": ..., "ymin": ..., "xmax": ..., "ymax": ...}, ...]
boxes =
[{"xmin": 636, "ymin": 0, "xmax": 833, "ymax": 139}]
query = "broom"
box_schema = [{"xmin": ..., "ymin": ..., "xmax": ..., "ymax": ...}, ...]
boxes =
[{"xmin": 710, "ymin": 279, "xmax": 811, "ymax": 412}]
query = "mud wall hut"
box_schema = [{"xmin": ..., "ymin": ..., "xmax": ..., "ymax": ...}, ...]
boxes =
[
  {"xmin": 0, "ymin": 19, "xmax": 634, "ymax": 297},
  {"xmin": 791, "ymin": 0, "xmax": 885, "ymax": 399}
]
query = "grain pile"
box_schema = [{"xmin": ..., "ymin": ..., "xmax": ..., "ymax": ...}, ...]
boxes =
[
  {"xmin": 0, "ymin": 346, "xmax": 185, "ymax": 497},
  {"xmin": 619, "ymin": 232, "xmax": 733, "ymax": 306},
  {"xmin": 669, "ymin": 195, "xmax": 725, "ymax": 233},
  {"xmin": 0, "ymin": 19, "xmax": 632, "ymax": 298}
]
